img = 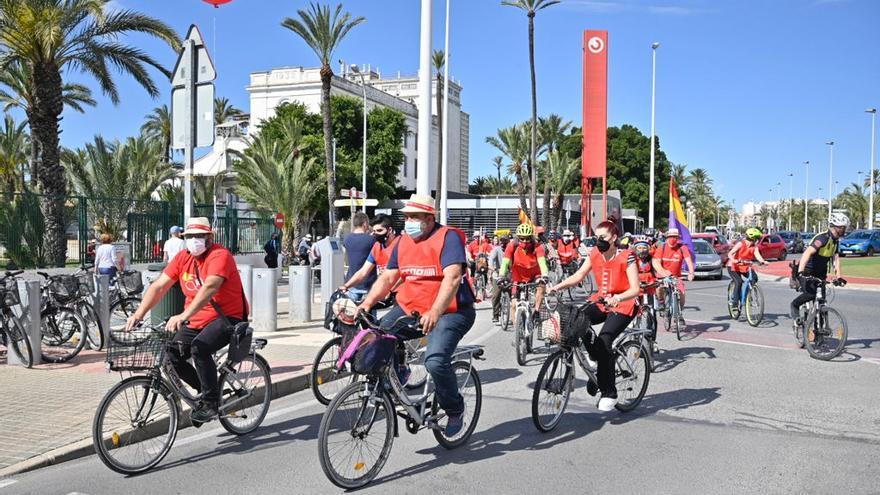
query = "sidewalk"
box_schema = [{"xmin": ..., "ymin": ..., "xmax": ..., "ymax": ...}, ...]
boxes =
[
  {"xmin": 0, "ymin": 300, "xmax": 329, "ymax": 476},
  {"xmin": 755, "ymin": 259, "xmax": 880, "ymax": 289}
]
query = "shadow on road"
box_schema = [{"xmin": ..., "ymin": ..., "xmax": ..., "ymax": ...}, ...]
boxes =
[
  {"xmin": 477, "ymin": 367, "xmax": 523, "ymax": 385},
  {"xmin": 653, "ymin": 346, "xmax": 717, "ymax": 374}
]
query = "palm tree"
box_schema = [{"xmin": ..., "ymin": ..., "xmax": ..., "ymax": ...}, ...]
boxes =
[
  {"xmin": 0, "ymin": 0, "xmax": 180, "ymax": 265},
  {"xmin": 282, "ymin": 2, "xmax": 365, "ymax": 228},
  {"xmin": 671, "ymin": 163, "xmax": 689, "ymax": 192},
  {"xmin": 141, "ymin": 105, "xmax": 173, "ymax": 163},
  {"xmin": 502, "ymin": 0, "xmax": 560, "ymax": 226},
  {"xmin": 231, "ymin": 117, "xmax": 322, "ymax": 259},
  {"xmin": 487, "ymin": 175, "xmax": 515, "ymax": 195},
  {"xmin": 214, "ymin": 96, "xmax": 244, "ymax": 125},
  {"xmin": 64, "ymin": 135, "xmax": 177, "ymax": 238},
  {"xmin": 0, "ymin": 60, "xmax": 96, "ymax": 187},
  {"xmin": 546, "ymin": 150, "xmax": 580, "ymax": 230},
  {"xmin": 0, "ymin": 114, "xmax": 28, "ymax": 193},
  {"xmin": 538, "ymin": 114, "xmax": 571, "ymax": 227},
  {"xmin": 487, "ymin": 124, "xmax": 531, "ymax": 217},
  {"xmin": 155, "ymin": 176, "xmax": 222, "ymax": 206},
  {"xmin": 432, "ymin": 49, "xmax": 445, "ymax": 215}
]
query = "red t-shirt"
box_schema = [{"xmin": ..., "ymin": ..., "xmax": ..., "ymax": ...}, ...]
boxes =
[
  {"xmin": 504, "ymin": 242, "xmax": 546, "ymax": 282},
  {"xmin": 164, "ymin": 244, "xmax": 246, "ymax": 330},
  {"xmin": 653, "ymin": 243, "xmax": 691, "ymax": 278}
]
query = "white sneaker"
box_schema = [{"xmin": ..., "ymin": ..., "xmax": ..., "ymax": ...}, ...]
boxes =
[{"xmin": 597, "ymin": 397, "xmax": 618, "ymax": 412}]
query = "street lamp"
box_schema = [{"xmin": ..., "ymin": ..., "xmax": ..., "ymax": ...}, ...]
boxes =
[
  {"xmin": 803, "ymin": 160, "xmax": 810, "ymax": 232},
  {"xmin": 439, "ymin": 0, "xmax": 452, "ymax": 224},
  {"xmin": 867, "ymin": 108, "xmax": 877, "ymax": 229},
  {"xmin": 788, "ymin": 172, "xmax": 794, "ymax": 231},
  {"xmin": 825, "ymin": 141, "xmax": 834, "ymax": 220},
  {"xmin": 818, "ymin": 186, "xmax": 824, "ymax": 230},
  {"xmin": 350, "ymin": 65, "xmax": 368, "ymax": 212},
  {"xmin": 648, "ymin": 41, "xmax": 660, "ymax": 228}
]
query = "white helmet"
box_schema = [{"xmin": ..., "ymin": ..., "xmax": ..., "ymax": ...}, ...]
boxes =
[{"xmin": 829, "ymin": 212, "xmax": 849, "ymax": 227}]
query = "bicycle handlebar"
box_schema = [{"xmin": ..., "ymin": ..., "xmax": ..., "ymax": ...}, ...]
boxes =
[
  {"xmin": 356, "ymin": 309, "xmax": 422, "ymax": 334},
  {"xmin": 36, "ymin": 271, "xmax": 49, "ymax": 279},
  {"xmin": 3, "ymin": 270, "xmax": 23, "ymax": 278}
]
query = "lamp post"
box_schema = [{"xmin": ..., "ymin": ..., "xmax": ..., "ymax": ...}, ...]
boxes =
[
  {"xmin": 775, "ymin": 181, "xmax": 782, "ymax": 231},
  {"xmin": 818, "ymin": 186, "xmax": 823, "ymax": 230},
  {"xmin": 867, "ymin": 108, "xmax": 877, "ymax": 229},
  {"xmin": 825, "ymin": 141, "xmax": 834, "ymax": 220},
  {"xmin": 788, "ymin": 172, "xmax": 794, "ymax": 231},
  {"xmin": 648, "ymin": 41, "xmax": 660, "ymax": 228},
  {"xmin": 416, "ymin": 0, "xmax": 432, "ymax": 195},
  {"xmin": 439, "ymin": 0, "xmax": 451, "ymax": 224},
  {"xmin": 803, "ymin": 160, "xmax": 810, "ymax": 232},
  {"xmin": 350, "ymin": 65, "xmax": 368, "ymax": 212},
  {"xmin": 494, "ymin": 158, "xmax": 502, "ymax": 232}
]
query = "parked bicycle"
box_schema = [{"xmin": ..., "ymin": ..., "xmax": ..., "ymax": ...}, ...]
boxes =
[
  {"xmin": 106, "ymin": 270, "xmax": 145, "ymax": 343},
  {"xmin": 793, "ymin": 276, "xmax": 848, "ymax": 360},
  {"xmin": 37, "ymin": 271, "xmax": 88, "ymax": 363},
  {"xmin": 532, "ymin": 299, "xmax": 651, "ymax": 432},
  {"xmin": 92, "ymin": 321, "xmax": 271, "ymax": 474},
  {"xmin": 659, "ymin": 276, "xmax": 686, "ymax": 340},
  {"xmin": 726, "ymin": 262, "xmax": 765, "ymax": 327},
  {"xmin": 0, "ymin": 270, "xmax": 32, "ymax": 367},
  {"xmin": 317, "ymin": 310, "xmax": 484, "ymax": 489},
  {"xmin": 72, "ymin": 264, "xmax": 104, "ymax": 351}
]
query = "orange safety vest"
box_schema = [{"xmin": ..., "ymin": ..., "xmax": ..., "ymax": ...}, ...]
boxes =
[
  {"xmin": 556, "ymin": 241, "xmax": 579, "ymax": 264},
  {"xmin": 637, "ymin": 258, "xmax": 656, "ymax": 294},
  {"xmin": 371, "ymin": 237, "xmax": 400, "ymax": 276},
  {"xmin": 396, "ymin": 226, "xmax": 470, "ymax": 315},
  {"xmin": 589, "ymin": 248, "xmax": 636, "ymax": 315},
  {"xmin": 728, "ymin": 241, "xmax": 756, "ymax": 274}
]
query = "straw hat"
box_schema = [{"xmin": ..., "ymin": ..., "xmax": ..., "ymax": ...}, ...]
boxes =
[
  {"xmin": 183, "ymin": 217, "xmax": 213, "ymax": 235},
  {"xmin": 666, "ymin": 228, "xmax": 680, "ymax": 237},
  {"xmin": 399, "ymin": 194, "xmax": 436, "ymax": 215}
]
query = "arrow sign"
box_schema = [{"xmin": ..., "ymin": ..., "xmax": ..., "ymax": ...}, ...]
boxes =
[
  {"xmin": 334, "ymin": 199, "xmax": 378, "ymax": 207},
  {"xmin": 340, "ymin": 188, "xmax": 367, "ymax": 199},
  {"xmin": 172, "ymin": 25, "xmax": 216, "ymax": 87}
]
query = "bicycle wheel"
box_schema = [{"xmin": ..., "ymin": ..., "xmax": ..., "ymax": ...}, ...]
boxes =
[
  {"xmin": 531, "ymin": 349, "xmax": 573, "ymax": 432},
  {"xmin": 475, "ymin": 275, "xmax": 486, "ymax": 301},
  {"xmin": 109, "ymin": 298, "xmax": 145, "ymax": 344},
  {"xmin": 500, "ymin": 292, "xmax": 511, "ymax": 331},
  {"xmin": 515, "ymin": 309, "xmax": 528, "ymax": 366},
  {"xmin": 311, "ymin": 337, "xmax": 355, "ymax": 405},
  {"xmin": 219, "ymin": 354, "xmax": 272, "ymax": 435},
  {"xmin": 745, "ymin": 285, "xmax": 765, "ymax": 327},
  {"xmin": 432, "ymin": 361, "xmax": 482, "ymax": 449},
  {"xmin": 92, "ymin": 376, "xmax": 178, "ymax": 475},
  {"xmin": 4, "ymin": 314, "xmax": 33, "ymax": 368},
  {"xmin": 672, "ymin": 292, "xmax": 683, "ymax": 341},
  {"xmin": 805, "ymin": 306, "xmax": 848, "ymax": 361},
  {"xmin": 614, "ymin": 341, "xmax": 651, "ymax": 412},
  {"xmin": 40, "ymin": 307, "xmax": 87, "ymax": 363},
  {"xmin": 726, "ymin": 281, "xmax": 741, "ymax": 319},
  {"xmin": 318, "ymin": 381, "xmax": 395, "ymax": 489},
  {"xmin": 794, "ymin": 306, "xmax": 809, "ymax": 349},
  {"xmin": 79, "ymin": 301, "xmax": 104, "ymax": 351}
]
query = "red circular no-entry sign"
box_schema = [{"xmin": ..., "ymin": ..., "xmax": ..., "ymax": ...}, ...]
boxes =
[{"xmin": 274, "ymin": 213, "xmax": 285, "ymax": 229}]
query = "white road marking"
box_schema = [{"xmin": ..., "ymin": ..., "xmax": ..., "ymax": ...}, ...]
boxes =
[
  {"xmin": 0, "ymin": 480, "xmax": 18, "ymax": 490},
  {"xmin": 704, "ymin": 338, "xmax": 783, "ymax": 350}
]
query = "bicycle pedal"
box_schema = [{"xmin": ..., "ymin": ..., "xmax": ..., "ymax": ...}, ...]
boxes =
[{"xmin": 221, "ymin": 412, "xmax": 247, "ymax": 419}]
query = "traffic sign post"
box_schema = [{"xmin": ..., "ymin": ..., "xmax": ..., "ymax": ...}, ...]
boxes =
[
  {"xmin": 274, "ymin": 213, "xmax": 285, "ymax": 230},
  {"xmin": 171, "ymin": 25, "xmax": 216, "ymax": 222}
]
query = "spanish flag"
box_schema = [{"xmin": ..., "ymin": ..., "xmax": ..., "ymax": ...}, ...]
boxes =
[{"xmin": 668, "ymin": 178, "xmax": 695, "ymax": 260}]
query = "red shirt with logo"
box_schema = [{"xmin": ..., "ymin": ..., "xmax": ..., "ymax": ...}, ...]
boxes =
[
  {"xmin": 504, "ymin": 242, "xmax": 546, "ymax": 283},
  {"xmin": 164, "ymin": 244, "xmax": 246, "ymax": 330},
  {"xmin": 653, "ymin": 243, "xmax": 692, "ymax": 278},
  {"xmin": 394, "ymin": 226, "xmax": 472, "ymax": 315},
  {"xmin": 370, "ymin": 237, "xmax": 400, "ymax": 277}
]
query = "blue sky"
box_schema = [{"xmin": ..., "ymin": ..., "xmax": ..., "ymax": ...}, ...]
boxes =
[{"xmin": 59, "ymin": 0, "xmax": 879, "ymax": 211}]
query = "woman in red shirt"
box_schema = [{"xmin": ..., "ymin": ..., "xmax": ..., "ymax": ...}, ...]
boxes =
[
  {"xmin": 726, "ymin": 227, "xmax": 767, "ymax": 306},
  {"xmin": 550, "ymin": 220, "xmax": 640, "ymax": 412}
]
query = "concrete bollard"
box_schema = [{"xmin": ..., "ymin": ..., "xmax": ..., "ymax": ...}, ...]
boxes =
[
  {"xmin": 289, "ymin": 265, "xmax": 312, "ymax": 324},
  {"xmin": 251, "ymin": 268, "xmax": 277, "ymax": 332},
  {"xmin": 237, "ymin": 264, "xmax": 253, "ymax": 312},
  {"xmin": 8, "ymin": 280, "xmax": 41, "ymax": 367},
  {"xmin": 94, "ymin": 275, "xmax": 111, "ymax": 336}
]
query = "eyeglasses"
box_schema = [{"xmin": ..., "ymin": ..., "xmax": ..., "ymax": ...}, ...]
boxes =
[
  {"xmin": 518, "ymin": 237, "xmax": 533, "ymax": 242},
  {"xmin": 184, "ymin": 234, "xmax": 208, "ymax": 240}
]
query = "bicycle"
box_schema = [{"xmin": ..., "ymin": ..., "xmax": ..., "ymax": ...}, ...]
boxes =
[
  {"xmin": 532, "ymin": 299, "xmax": 651, "ymax": 432},
  {"xmin": 793, "ymin": 276, "xmax": 848, "ymax": 360},
  {"xmin": 631, "ymin": 282, "xmax": 660, "ymax": 366},
  {"xmin": 659, "ymin": 276, "xmax": 686, "ymax": 340},
  {"xmin": 0, "ymin": 271, "xmax": 33, "ymax": 367},
  {"xmin": 317, "ymin": 310, "xmax": 484, "ymax": 489},
  {"xmin": 36, "ymin": 271, "xmax": 88, "ymax": 363},
  {"xmin": 92, "ymin": 321, "xmax": 272, "ymax": 474},
  {"xmin": 506, "ymin": 280, "xmax": 544, "ymax": 366},
  {"xmin": 726, "ymin": 262, "xmax": 765, "ymax": 327},
  {"xmin": 72, "ymin": 264, "xmax": 104, "ymax": 351},
  {"xmin": 106, "ymin": 270, "xmax": 145, "ymax": 344},
  {"xmin": 473, "ymin": 253, "xmax": 490, "ymax": 301},
  {"xmin": 498, "ymin": 281, "xmax": 512, "ymax": 332}
]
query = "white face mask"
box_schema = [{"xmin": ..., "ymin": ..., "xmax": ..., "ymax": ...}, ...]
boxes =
[{"xmin": 186, "ymin": 238, "xmax": 207, "ymax": 256}]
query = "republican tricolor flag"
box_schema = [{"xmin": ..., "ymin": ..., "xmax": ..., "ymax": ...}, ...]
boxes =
[{"xmin": 668, "ymin": 178, "xmax": 695, "ymax": 261}]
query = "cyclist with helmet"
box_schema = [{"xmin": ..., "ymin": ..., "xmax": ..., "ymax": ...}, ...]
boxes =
[
  {"xmin": 556, "ymin": 229, "xmax": 581, "ymax": 270},
  {"xmin": 499, "ymin": 224, "xmax": 550, "ymax": 328},
  {"xmin": 790, "ymin": 213, "xmax": 849, "ymax": 322},
  {"xmin": 549, "ymin": 220, "xmax": 640, "ymax": 411},
  {"xmin": 726, "ymin": 227, "xmax": 768, "ymax": 307},
  {"xmin": 633, "ymin": 235, "xmax": 659, "ymax": 348},
  {"xmin": 652, "ymin": 228, "xmax": 695, "ymax": 323}
]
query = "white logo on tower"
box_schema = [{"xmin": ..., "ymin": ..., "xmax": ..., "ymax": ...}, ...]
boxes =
[{"xmin": 588, "ymin": 36, "xmax": 605, "ymax": 54}]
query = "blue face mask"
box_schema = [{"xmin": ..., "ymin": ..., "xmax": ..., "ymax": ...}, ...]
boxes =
[{"xmin": 404, "ymin": 220, "xmax": 425, "ymax": 239}]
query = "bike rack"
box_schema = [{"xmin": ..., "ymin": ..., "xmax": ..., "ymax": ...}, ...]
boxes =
[{"xmin": 94, "ymin": 275, "xmax": 111, "ymax": 338}]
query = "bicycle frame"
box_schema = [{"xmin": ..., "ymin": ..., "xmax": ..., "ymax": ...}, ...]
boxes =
[{"xmin": 738, "ymin": 268, "xmax": 757, "ymax": 307}]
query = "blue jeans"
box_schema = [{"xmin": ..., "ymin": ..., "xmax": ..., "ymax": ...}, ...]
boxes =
[
  {"xmin": 348, "ymin": 288, "xmax": 368, "ymax": 304},
  {"xmin": 98, "ymin": 267, "xmax": 117, "ymax": 280},
  {"xmin": 380, "ymin": 304, "xmax": 475, "ymax": 416}
]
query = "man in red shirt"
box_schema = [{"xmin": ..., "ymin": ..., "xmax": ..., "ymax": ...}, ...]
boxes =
[
  {"xmin": 127, "ymin": 217, "xmax": 247, "ymax": 423},
  {"xmin": 499, "ymin": 223, "xmax": 549, "ymax": 327},
  {"xmin": 652, "ymin": 228, "xmax": 695, "ymax": 321}
]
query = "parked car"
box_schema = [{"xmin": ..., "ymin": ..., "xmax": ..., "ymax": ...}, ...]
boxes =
[
  {"xmin": 682, "ymin": 239, "xmax": 724, "ymax": 280},
  {"xmin": 800, "ymin": 232, "xmax": 815, "ymax": 244},
  {"xmin": 757, "ymin": 234, "xmax": 787, "ymax": 260},
  {"xmin": 777, "ymin": 231, "xmax": 804, "ymax": 254},
  {"xmin": 838, "ymin": 229, "xmax": 880, "ymax": 257},
  {"xmin": 692, "ymin": 232, "xmax": 732, "ymax": 262}
]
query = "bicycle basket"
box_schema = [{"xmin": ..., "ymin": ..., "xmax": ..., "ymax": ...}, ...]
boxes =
[
  {"xmin": 542, "ymin": 302, "xmax": 590, "ymax": 347},
  {"xmin": 119, "ymin": 270, "xmax": 144, "ymax": 295},
  {"xmin": 1, "ymin": 279, "xmax": 19, "ymax": 307},
  {"xmin": 49, "ymin": 275, "xmax": 80, "ymax": 304},
  {"xmin": 75, "ymin": 272, "xmax": 95, "ymax": 297},
  {"xmin": 105, "ymin": 328, "xmax": 169, "ymax": 371},
  {"xmin": 338, "ymin": 329, "xmax": 397, "ymax": 376}
]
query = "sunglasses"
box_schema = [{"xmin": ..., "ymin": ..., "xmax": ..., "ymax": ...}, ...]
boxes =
[
  {"xmin": 518, "ymin": 237, "xmax": 533, "ymax": 242},
  {"xmin": 184, "ymin": 234, "xmax": 209, "ymax": 240}
]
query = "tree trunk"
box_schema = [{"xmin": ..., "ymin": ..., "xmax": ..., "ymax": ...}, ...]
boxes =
[
  {"xmin": 27, "ymin": 110, "xmax": 39, "ymax": 189},
  {"xmin": 320, "ymin": 65, "xmax": 337, "ymax": 228},
  {"xmin": 434, "ymin": 73, "xmax": 443, "ymax": 217},
  {"xmin": 31, "ymin": 63, "xmax": 66, "ymax": 267},
  {"xmin": 528, "ymin": 13, "xmax": 538, "ymax": 225},
  {"xmin": 516, "ymin": 168, "xmax": 530, "ymax": 220},
  {"xmin": 542, "ymin": 163, "xmax": 551, "ymax": 229}
]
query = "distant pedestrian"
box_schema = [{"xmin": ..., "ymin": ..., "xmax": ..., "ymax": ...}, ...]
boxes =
[
  {"xmin": 343, "ymin": 212, "xmax": 374, "ymax": 303},
  {"xmin": 264, "ymin": 232, "xmax": 280, "ymax": 268},
  {"xmin": 94, "ymin": 233, "xmax": 122, "ymax": 279},
  {"xmin": 164, "ymin": 226, "xmax": 186, "ymax": 263},
  {"xmin": 297, "ymin": 234, "xmax": 313, "ymax": 265}
]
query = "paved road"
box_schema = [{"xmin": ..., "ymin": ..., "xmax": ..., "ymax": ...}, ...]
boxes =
[{"xmin": 3, "ymin": 276, "xmax": 879, "ymax": 494}]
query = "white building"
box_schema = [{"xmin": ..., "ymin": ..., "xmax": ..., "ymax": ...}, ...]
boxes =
[{"xmin": 247, "ymin": 63, "xmax": 469, "ymax": 193}]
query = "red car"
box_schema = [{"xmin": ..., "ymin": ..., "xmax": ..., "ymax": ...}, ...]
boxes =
[
  {"xmin": 757, "ymin": 234, "xmax": 787, "ymax": 261},
  {"xmin": 692, "ymin": 233, "xmax": 732, "ymax": 262}
]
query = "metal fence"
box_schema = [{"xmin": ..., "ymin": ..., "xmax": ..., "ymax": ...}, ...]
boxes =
[{"xmin": 0, "ymin": 192, "xmax": 277, "ymax": 268}]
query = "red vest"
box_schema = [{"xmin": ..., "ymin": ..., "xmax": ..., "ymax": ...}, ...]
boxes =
[
  {"xmin": 637, "ymin": 258, "xmax": 656, "ymax": 294},
  {"xmin": 371, "ymin": 237, "xmax": 400, "ymax": 276},
  {"xmin": 396, "ymin": 226, "xmax": 468, "ymax": 315},
  {"xmin": 657, "ymin": 243, "xmax": 688, "ymax": 277},
  {"xmin": 589, "ymin": 248, "xmax": 636, "ymax": 315},
  {"xmin": 728, "ymin": 241, "xmax": 756, "ymax": 273},
  {"xmin": 556, "ymin": 241, "xmax": 579, "ymax": 264}
]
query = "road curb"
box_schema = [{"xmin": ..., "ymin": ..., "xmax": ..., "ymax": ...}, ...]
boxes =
[{"xmin": 0, "ymin": 369, "xmax": 312, "ymax": 479}]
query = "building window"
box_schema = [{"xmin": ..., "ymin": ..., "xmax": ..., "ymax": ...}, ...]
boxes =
[
  {"xmin": 414, "ymin": 159, "xmax": 418, "ymax": 179},
  {"xmin": 403, "ymin": 158, "xmax": 408, "ymax": 177},
  {"xmin": 415, "ymin": 133, "xmax": 418, "ymax": 150},
  {"xmin": 404, "ymin": 131, "xmax": 408, "ymax": 148}
]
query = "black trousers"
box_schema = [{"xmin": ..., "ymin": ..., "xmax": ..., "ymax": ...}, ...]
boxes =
[
  {"xmin": 727, "ymin": 268, "xmax": 757, "ymax": 303},
  {"xmin": 582, "ymin": 304, "xmax": 634, "ymax": 399},
  {"xmin": 491, "ymin": 280, "xmax": 504, "ymax": 319},
  {"xmin": 169, "ymin": 318, "xmax": 239, "ymax": 403},
  {"xmin": 790, "ymin": 278, "xmax": 821, "ymax": 319}
]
